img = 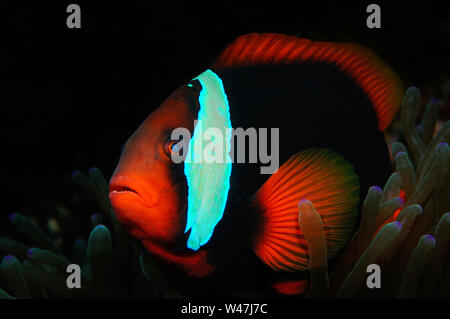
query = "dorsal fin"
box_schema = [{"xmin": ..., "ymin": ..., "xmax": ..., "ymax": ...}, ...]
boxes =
[{"xmin": 212, "ymin": 33, "xmax": 404, "ymax": 131}]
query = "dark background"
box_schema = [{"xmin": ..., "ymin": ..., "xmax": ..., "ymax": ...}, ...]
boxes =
[{"xmin": 1, "ymin": 1, "xmax": 449, "ymax": 248}]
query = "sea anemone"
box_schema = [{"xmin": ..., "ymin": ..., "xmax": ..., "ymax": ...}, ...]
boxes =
[
  {"xmin": 0, "ymin": 86, "xmax": 448, "ymax": 299},
  {"xmin": 298, "ymin": 87, "xmax": 450, "ymax": 298},
  {"xmin": 0, "ymin": 168, "xmax": 182, "ymax": 299}
]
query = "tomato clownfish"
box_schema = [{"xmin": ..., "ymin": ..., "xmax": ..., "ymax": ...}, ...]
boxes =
[{"xmin": 109, "ymin": 33, "xmax": 404, "ymax": 294}]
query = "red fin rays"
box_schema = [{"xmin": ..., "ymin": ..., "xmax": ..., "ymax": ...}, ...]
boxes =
[
  {"xmin": 212, "ymin": 33, "xmax": 404, "ymax": 131},
  {"xmin": 251, "ymin": 148, "xmax": 360, "ymax": 272}
]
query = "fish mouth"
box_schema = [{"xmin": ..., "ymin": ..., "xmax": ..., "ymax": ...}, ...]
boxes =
[
  {"xmin": 109, "ymin": 184, "xmax": 139, "ymax": 194},
  {"xmin": 109, "ymin": 174, "xmax": 160, "ymax": 208}
]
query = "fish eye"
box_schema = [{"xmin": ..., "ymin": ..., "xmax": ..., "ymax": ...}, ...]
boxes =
[
  {"xmin": 171, "ymin": 142, "xmax": 181, "ymax": 153},
  {"xmin": 166, "ymin": 140, "xmax": 183, "ymax": 156}
]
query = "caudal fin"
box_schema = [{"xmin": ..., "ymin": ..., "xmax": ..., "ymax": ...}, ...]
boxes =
[{"xmin": 251, "ymin": 148, "xmax": 360, "ymax": 272}]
